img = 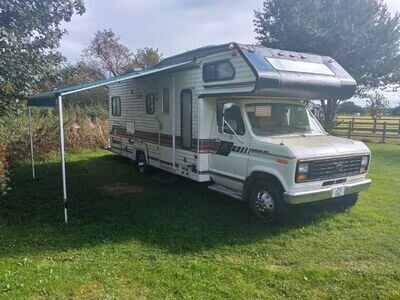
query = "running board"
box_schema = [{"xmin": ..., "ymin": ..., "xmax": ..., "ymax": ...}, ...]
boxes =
[{"xmin": 208, "ymin": 184, "xmax": 243, "ymax": 201}]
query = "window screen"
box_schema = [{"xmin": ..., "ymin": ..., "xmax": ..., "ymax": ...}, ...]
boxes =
[
  {"xmin": 162, "ymin": 87, "xmax": 170, "ymax": 114},
  {"xmin": 203, "ymin": 60, "xmax": 235, "ymax": 82},
  {"xmin": 146, "ymin": 94, "xmax": 155, "ymax": 114},
  {"xmin": 111, "ymin": 96, "xmax": 121, "ymax": 116},
  {"xmin": 181, "ymin": 89, "xmax": 192, "ymax": 149}
]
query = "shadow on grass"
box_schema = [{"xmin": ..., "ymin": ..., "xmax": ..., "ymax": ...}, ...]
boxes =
[{"xmin": 0, "ymin": 152, "xmax": 350, "ymax": 257}]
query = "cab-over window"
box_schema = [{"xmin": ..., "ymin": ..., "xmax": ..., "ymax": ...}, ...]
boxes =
[{"xmin": 203, "ymin": 60, "xmax": 235, "ymax": 82}]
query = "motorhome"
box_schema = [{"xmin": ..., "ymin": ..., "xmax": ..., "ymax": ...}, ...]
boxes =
[{"xmin": 108, "ymin": 42, "xmax": 371, "ymax": 222}]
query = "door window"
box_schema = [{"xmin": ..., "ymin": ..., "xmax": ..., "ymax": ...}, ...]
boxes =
[
  {"xmin": 181, "ymin": 89, "xmax": 192, "ymax": 149},
  {"xmin": 223, "ymin": 104, "xmax": 245, "ymax": 135},
  {"xmin": 162, "ymin": 87, "xmax": 170, "ymax": 114},
  {"xmin": 111, "ymin": 96, "xmax": 121, "ymax": 116}
]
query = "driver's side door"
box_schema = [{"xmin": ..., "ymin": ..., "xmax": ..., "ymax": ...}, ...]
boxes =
[{"xmin": 209, "ymin": 102, "xmax": 250, "ymax": 191}]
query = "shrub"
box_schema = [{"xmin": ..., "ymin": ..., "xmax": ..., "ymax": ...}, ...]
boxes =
[{"xmin": 0, "ymin": 105, "xmax": 108, "ymax": 196}]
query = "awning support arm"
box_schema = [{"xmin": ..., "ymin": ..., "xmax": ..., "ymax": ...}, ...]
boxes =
[
  {"xmin": 58, "ymin": 95, "xmax": 68, "ymax": 224},
  {"xmin": 28, "ymin": 107, "xmax": 35, "ymax": 180}
]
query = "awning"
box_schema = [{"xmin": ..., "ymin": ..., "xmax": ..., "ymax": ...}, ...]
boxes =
[
  {"xmin": 27, "ymin": 59, "xmax": 194, "ymax": 224},
  {"xmin": 27, "ymin": 60, "xmax": 194, "ymax": 107}
]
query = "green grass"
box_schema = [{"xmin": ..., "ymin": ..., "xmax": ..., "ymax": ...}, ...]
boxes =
[{"xmin": 0, "ymin": 144, "xmax": 399, "ymax": 299}]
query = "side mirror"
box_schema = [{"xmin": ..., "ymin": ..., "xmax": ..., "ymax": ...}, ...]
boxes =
[{"xmin": 216, "ymin": 103, "xmax": 224, "ymax": 130}]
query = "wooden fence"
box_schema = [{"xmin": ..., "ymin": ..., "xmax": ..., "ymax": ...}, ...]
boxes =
[{"xmin": 333, "ymin": 117, "xmax": 400, "ymax": 142}]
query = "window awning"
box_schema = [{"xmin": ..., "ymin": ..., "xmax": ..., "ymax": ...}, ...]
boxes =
[{"xmin": 27, "ymin": 60, "xmax": 194, "ymax": 107}]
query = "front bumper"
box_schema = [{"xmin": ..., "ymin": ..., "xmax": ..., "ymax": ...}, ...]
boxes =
[{"xmin": 283, "ymin": 179, "xmax": 372, "ymax": 205}]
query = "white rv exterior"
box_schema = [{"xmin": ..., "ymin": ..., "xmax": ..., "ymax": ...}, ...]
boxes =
[{"xmin": 107, "ymin": 43, "xmax": 371, "ymax": 222}]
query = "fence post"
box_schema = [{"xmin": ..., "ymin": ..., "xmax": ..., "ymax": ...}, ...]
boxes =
[
  {"xmin": 382, "ymin": 122, "xmax": 387, "ymax": 143},
  {"xmin": 373, "ymin": 118, "xmax": 377, "ymax": 134},
  {"xmin": 398, "ymin": 120, "xmax": 400, "ymax": 135},
  {"xmin": 348, "ymin": 121, "xmax": 352, "ymax": 139}
]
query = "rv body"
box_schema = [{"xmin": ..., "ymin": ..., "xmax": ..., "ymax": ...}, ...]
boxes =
[{"xmin": 108, "ymin": 43, "xmax": 371, "ymax": 221}]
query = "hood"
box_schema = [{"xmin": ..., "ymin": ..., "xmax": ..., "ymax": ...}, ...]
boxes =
[{"xmin": 256, "ymin": 135, "xmax": 370, "ymax": 159}]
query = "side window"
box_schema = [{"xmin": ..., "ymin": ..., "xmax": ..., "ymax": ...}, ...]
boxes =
[
  {"xmin": 203, "ymin": 60, "xmax": 235, "ymax": 82},
  {"xmin": 146, "ymin": 94, "xmax": 155, "ymax": 114},
  {"xmin": 162, "ymin": 87, "xmax": 170, "ymax": 114},
  {"xmin": 111, "ymin": 96, "xmax": 121, "ymax": 117},
  {"xmin": 223, "ymin": 104, "xmax": 245, "ymax": 135}
]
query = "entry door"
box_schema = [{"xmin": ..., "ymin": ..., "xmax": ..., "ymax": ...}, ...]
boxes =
[
  {"xmin": 209, "ymin": 102, "xmax": 250, "ymax": 190},
  {"xmin": 158, "ymin": 81, "xmax": 173, "ymax": 167}
]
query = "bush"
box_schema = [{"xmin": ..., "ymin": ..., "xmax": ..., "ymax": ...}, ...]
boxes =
[{"xmin": 0, "ymin": 105, "xmax": 108, "ymax": 196}]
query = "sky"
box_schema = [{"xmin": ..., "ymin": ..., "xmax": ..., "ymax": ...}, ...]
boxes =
[{"xmin": 58, "ymin": 0, "xmax": 400, "ymax": 107}]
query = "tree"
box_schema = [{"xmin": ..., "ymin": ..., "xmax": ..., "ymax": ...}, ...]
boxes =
[
  {"xmin": 366, "ymin": 92, "xmax": 390, "ymax": 119},
  {"xmin": 391, "ymin": 105, "xmax": 400, "ymax": 116},
  {"xmin": 38, "ymin": 62, "xmax": 107, "ymax": 106},
  {"xmin": 83, "ymin": 29, "xmax": 135, "ymax": 77},
  {"xmin": 0, "ymin": 0, "xmax": 85, "ymax": 115},
  {"xmin": 337, "ymin": 101, "xmax": 364, "ymax": 115},
  {"xmin": 133, "ymin": 47, "xmax": 162, "ymax": 69},
  {"xmin": 254, "ymin": 0, "xmax": 400, "ymax": 127}
]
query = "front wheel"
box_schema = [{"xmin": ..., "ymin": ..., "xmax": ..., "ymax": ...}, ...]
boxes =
[{"xmin": 248, "ymin": 180, "xmax": 288, "ymax": 223}]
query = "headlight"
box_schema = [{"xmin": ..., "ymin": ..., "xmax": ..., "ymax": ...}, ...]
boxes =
[
  {"xmin": 298, "ymin": 162, "xmax": 309, "ymax": 174},
  {"xmin": 296, "ymin": 162, "xmax": 309, "ymax": 182},
  {"xmin": 360, "ymin": 156, "xmax": 369, "ymax": 173}
]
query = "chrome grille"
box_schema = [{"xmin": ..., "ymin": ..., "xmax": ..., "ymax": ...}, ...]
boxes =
[{"xmin": 308, "ymin": 156, "xmax": 362, "ymax": 181}]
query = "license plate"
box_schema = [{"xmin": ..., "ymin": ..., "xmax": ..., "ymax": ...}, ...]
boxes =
[{"xmin": 332, "ymin": 186, "xmax": 345, "ymax": 198}]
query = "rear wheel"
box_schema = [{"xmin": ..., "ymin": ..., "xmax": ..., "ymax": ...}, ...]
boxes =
[
  {"xmin": 248, "ymin": 180, "xmax": 288, "ymax": 223},
  {"xmin": 136, "ymin": 151, "xmax": 148, "ymax": 174}
]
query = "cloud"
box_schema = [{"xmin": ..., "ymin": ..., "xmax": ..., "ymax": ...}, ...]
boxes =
[
  {"xmin": 59, "ymin": 0, "xmax": 263, "ymax": 62},
  {"xmin": 59, "ymin": 0, "xmax": 399, "ymax": 63}
]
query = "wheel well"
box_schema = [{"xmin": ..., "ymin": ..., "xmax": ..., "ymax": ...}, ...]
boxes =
[{"xmin": 243, "ymin": 172, "xmax": 284, "ymax": 201}]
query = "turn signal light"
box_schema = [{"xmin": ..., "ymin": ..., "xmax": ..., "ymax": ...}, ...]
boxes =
[{"xmin": 296, "ymin": 174, "xmax": 308, "ymax": 182}]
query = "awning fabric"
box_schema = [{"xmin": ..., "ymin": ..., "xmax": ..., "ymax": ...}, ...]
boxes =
[{"xmin": 27, "ymin": 60, "xmax": 194, "ymax": 107}]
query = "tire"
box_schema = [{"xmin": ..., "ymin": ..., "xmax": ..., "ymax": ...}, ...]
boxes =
[
  {"xmin": 136, "ymin": 151, "xmax": 148, "ymax": 174},
  {"xmin": 248, "ymin": 180, "xmax": 289, "ymax": 223}
]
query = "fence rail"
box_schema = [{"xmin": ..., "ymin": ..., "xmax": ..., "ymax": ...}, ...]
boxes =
[{"xmin": 333, "ymin": 117, "xmax": 400, "ymax": 142}]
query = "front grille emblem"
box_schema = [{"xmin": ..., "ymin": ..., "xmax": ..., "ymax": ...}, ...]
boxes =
[{"xmin": 335, "ymin": 163, "xmax": 344, "ymax": 171}]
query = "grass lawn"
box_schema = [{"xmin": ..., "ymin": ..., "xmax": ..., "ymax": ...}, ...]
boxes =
[{"xmin": 0, "ymin": 144, "xmax": 399, "ymax": 299}]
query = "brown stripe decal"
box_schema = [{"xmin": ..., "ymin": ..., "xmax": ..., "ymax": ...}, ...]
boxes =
[{"xmin": 249, "ymin": 148, "xmax": 295, "ymax": 160}]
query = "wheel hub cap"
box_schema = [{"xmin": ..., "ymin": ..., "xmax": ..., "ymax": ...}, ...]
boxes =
[{"xmin": 255, "ymin": 191, "xmax": 275, "ymax": 216}]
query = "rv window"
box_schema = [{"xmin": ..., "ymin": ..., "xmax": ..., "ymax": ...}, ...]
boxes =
[
  {"xmin": 203, "ymin": 60, "xmax": 235, "ymax": 82},
  {"xmin": 146, "ymin": 94, "xmax": 155, "ymax": 114},
  {"xmin": 162, "ymin": 87, "xmax": 170, "ymax": 114},
  {"xmin": 111, "ymin": 96, "xmax": 121, "ymax": 117},
  {"xmin": 223, "ymin": 104, "xmax": 245, "ymax": 135}
]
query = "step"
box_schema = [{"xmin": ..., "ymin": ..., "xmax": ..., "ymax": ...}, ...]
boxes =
[{"xmin": 208, "ymin": 184, "xmax": 243, "ymax": 200}]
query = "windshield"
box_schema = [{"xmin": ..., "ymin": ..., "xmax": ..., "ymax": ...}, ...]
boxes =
[{"xmin": 245, "ymin": 103, "xmax": 325, "ymax": 136}]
